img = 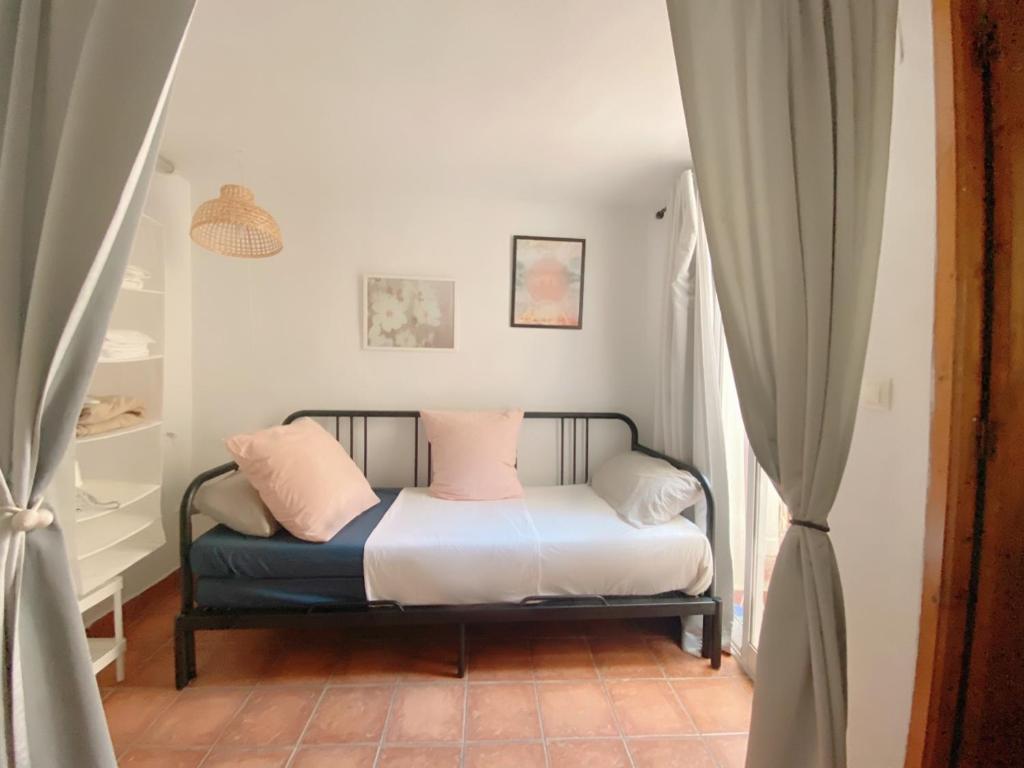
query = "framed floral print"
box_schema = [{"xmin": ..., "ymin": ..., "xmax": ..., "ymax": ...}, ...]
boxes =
[
  {"xmin": 363, "ymin": 275, "xmax": 456, "ymax": 350},
  {"xmin": 510, "ymin": 235, "xmax": 585, "ymax": 329}
]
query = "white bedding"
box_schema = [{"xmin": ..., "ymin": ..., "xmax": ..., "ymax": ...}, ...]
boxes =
[{"xmin": 364, "ymin": 484, "xmax": 713, "ymax": 605}]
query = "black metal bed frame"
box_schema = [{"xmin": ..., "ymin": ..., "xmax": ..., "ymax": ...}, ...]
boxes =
[{"xmin": 174, "ymin": 410, "xmax": 722, "ymax": 689}]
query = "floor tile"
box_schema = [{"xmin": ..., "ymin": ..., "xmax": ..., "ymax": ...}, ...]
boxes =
[
  {"xmin": 466, "ymin": 683, "xmax": 540, "ymax": 741},
  {"xmin": 141, "ymin": 688, "xmax": 250, "ymax": 746},
  {"xmin": 195, "ymin": 628, "xmax": 290, "ymax": 655},
  {"xmin": 537, "ymin": 682, "xmax": 617, "ymax": 738},
  {"xmin": 468, "ymin": 639, "xmax": 533, "ymax": 681},
  {"xmin": 290, "ymin": 745, "xmax": 378, "ymax": 768},
  {"xmin": 589, "ymin": 638, "xmax": 664, "ymax": 679},
  {"xmin": 706, "ymin": 733, "xmax": 749, "ymax": 768},
  {"xmin": 115, "ymin": 747, "xmax": 206, "ymax": 767},
  {"xmin": 113, "ymin": 642, "xmax": 178, "ymax": 689},
  {"xmin": 386, "ymin": 684, "xmax": 465, "ymax": 743},
  {"xmin": 107, "ymin": 582, "xmax": 755, "ymax": 768},
  {"xmin": 260, "ymin": 642, "xmax": 340, "ymax": 685},
  {"xmin": 124, "ymin": 605, "xmax": 175, "ymax": 654},
  {"xmin": 627, "ymin": 737, "xmax": 718, "ymax": 768},
  {"xmin": 671, "ymin": 678, "xmax": 753, "ymax": 733},
  {"xmin": 606, "ymin": 680, "xmax": 695, "ymax": 736},
  {"xmin": 399, "ymin": 641, "xmax": 460, "ymax": 681},
  {"xmin": 97, "ymin": 642, "xmax": 168, "ymax": 688},
  {"xmin": 218, "ymin": 686, "xmax": 320, "ymax": 747},
  {"xmin": 200, "ymin": 748, "xmax": 292, "ymax": 767},
  {"xmin": 331, "ymin": 641, "xmax": 403, "ymax": 683},
  {"xmin": 192, "ymin": 640, "xmax": 278, "ymax": 687},
  {"xmin": 546, "ymin": 739, "xmax": 631, "ymax": 768},
  {"xmin": 649, "ymin": 638, "xmax": 741, "ymax": 678},
  {"xmin": 532, "ymin": 638, "xmax": 598, "ymax": 680},
  {"xmin": 102, "ymin": 687, "xmax": 178, "ymax": 753},
  {"xmin": 303, "ymin": 686, "xmax": 392, "ymax": 743},
  {"xmin": 464, "ymin": 741, "xmax": 545, "ymax": 768},
  {"xmin": 377, "ymin": 745, "xmax": 461, "ymax": 768}
]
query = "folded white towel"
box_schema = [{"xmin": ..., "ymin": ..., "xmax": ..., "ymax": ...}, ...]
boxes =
[
  {"xmin": 104, "ymin": 329, "xmax": 155, "ymax": 346},
  {"xmin": 121, "ymin": 265, "xmax": 152, "ymax": 290},
  {"xmin": 100, "ymin": 329, "xmax": 155, "ymax": 361},
  {"xmin": 122, "ymin": 265, "xmax": 151, "ymax": 280},
  {"xmin": 99, "ymin": 347, "xmax": 151, "ymax": 362}
]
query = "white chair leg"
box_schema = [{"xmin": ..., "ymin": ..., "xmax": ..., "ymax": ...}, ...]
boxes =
[{"xmin": 113, "ymin": 584, "xmax": 125, "ymax": 682}]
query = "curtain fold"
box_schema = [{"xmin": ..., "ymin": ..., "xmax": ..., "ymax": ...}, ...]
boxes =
[
  {"xmin": 0, "ymin": 1, "xmax": 195, "ymax": 764},
  {"xmin": 665, "ymin": 2, "xmax": 898, "ymax": 767},
  {"xmin": 654, "ymin": 169, "xmax": 732, "ymax": 652}
]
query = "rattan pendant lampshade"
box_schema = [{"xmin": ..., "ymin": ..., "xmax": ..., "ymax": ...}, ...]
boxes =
[{"xmin": 190, "ymin": 184, "xmax": 283, "ymax": 257}]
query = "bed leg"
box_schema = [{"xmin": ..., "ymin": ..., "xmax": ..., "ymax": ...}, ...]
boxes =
[
  {"xmin": 702, "ymin": 599, "xmax": 722, "ymax": 670},
  {"xmin": 457, "ymin": 623, "xmax": 466, "ymax": 679},
  {"xmin": 174, "ymin": 618, "xmax": 195, "ymax": 689},
  {"xmin": 186, "ymin": 628, "xmax": 197, "ymax": 678}
]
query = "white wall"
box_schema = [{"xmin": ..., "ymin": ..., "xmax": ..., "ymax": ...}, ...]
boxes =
[
  {"xmin": 189, "ymin": 187, "xmax": 657, "ymax": 473},
  {"xmin": 831, "ymin": 2, "xmax": 936, "ymax": 765}
]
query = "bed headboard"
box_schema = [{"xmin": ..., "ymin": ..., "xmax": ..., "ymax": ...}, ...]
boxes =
[{"xmin": 282, "ymin": 410, "xmax": 648, "ymax": 487}]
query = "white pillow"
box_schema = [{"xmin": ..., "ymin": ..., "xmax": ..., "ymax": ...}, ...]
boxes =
[
  {"xmin": 193, "ymin": 471, "xmax": 280, "ymax": 538},
  {"xmin": 591, "ymin": 451, "xmax": 704, "ymax": 527}
]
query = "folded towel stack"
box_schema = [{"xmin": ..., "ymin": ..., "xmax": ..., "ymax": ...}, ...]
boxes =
[
  {"xmin": 76, "ymin": 394, "xmax": 146, "ymax": 437},
  {"xmin": 122, "ymin": 265, "xmax": 152, "ymax": 291},
  {"xmin": 100, "ymin": 329, "xmax": 155, "ymax": 362}
]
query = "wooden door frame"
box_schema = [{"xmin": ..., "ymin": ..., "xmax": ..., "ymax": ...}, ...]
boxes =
[{"xmin": 906, "ymin": 1, "xmax": 1019, "ymax": 765}]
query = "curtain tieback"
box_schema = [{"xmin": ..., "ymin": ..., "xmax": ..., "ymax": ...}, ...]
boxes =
[
  {"xmin": 1, "ymin": 498, "xmax": 54, "ymax": 532},
  {"xmin": 789, "ymin": 518, "xmax": 830, "ymax": 534}
]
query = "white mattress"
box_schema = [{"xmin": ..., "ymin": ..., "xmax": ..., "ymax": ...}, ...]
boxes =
[{"xmin": 364, "ymin": 484, "xmax": 713, "ymax": 606}]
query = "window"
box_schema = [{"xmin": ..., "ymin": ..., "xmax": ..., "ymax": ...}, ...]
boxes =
[{"xmin": 720, "ymin": 341, "xmax": 788, "ymax": 675}]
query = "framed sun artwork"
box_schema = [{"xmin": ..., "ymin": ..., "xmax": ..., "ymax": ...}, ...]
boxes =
[
  {"xmin": 510, "ymin": 235, "xmax": 586, "ymax": 329},
  {"xmin": 363, "ymin": 275, "xmax": 456, "ymax": 350}
]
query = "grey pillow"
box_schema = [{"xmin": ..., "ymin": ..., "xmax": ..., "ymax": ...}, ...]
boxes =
[{"xmin": 193, "ymin": 471, "xmax": 280, "ymax": 537}]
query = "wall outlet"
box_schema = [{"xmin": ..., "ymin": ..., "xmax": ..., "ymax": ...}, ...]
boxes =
[{"xmin": 861, "ymin": 378, "xmax": 894, "ymax": 410}]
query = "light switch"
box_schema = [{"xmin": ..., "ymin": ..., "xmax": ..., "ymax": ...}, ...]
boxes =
[{"xmin": 861, "ymin": 378, "xmax": 893, "ymax": 410}]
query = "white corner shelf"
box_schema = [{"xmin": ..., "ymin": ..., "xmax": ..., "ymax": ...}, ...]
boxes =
[
  {"xmin": 79, "ymin": 577, "xmax": 126, "ymax": 681},
  {"xmin": 76, "ymin": 480, "xmax": 160, "ymax": 522},
  {"xmin": 76, "ymin": 419, "xmax": 163, "ymax": 445},
  {"xmin": 97, "ymin": 354, "xmax": 164, "ymax": 365},
  {"xmin": 78, "ymin": 521, "xmax": 165, "ymax": 596},
  {"xmin": 87, "ymin": 637, "xmax": 127, "ymax": 675},
  {"xmin": 120, "ymin": 286, "xmax": 164, "ymax": 296},
  {"xmin": 58, "ymin": 186, "xmax": 181, "ymax": 684},
  {"xmin": 77, "ymin": 509, "xmax": 161, "ymax": 560}
]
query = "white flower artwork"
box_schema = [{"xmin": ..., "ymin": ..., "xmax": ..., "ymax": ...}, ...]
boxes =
[{"xmin": 363, "ymin": 276, "xmax": 456, "ymax": 350}]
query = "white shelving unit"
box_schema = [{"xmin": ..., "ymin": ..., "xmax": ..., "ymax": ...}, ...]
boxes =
[{"xmin": 57, "ymin": 213, "xmax": 169, "ymax": 679}]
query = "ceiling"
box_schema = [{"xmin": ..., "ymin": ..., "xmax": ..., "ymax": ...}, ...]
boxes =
[{"xmin": 161, "ymin": 0, "xmax": 690, "ymax": 208}]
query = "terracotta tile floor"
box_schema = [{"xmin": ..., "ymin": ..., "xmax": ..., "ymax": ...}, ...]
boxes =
[{"xmin": 100, "ymin": 590, "xmax": 752, "ymax": 767}]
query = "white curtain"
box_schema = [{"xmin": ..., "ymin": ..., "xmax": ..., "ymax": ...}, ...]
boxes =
[
  {"xmin": 665, "ymin": 2, "xmax": 898, "ymax": 767},
  {"xmin": 654, "ymin": 169, "xmax": 732, "ymax": 652},
  {"xmin": 0, "ymin": 1, "xmax": 194, "ymax": 764}
]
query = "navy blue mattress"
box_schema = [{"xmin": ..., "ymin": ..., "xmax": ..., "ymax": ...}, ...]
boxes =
[{"xmin": 191, "ymin": 489, "xmax": 398, "ymax": 608}]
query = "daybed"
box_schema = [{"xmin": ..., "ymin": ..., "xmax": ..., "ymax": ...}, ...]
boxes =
[{"xmin": 174, "ymin": 410, "xmax": 722, "ymax": 689}]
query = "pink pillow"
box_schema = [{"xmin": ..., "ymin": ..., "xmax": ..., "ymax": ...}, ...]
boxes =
[
  {"xmin": 421, "ymin": 409, "xmax": 524, "ymax": 500},
  {"xmin": 225, "ymin": 418, "xmax": 380, "ymax": 542}
]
